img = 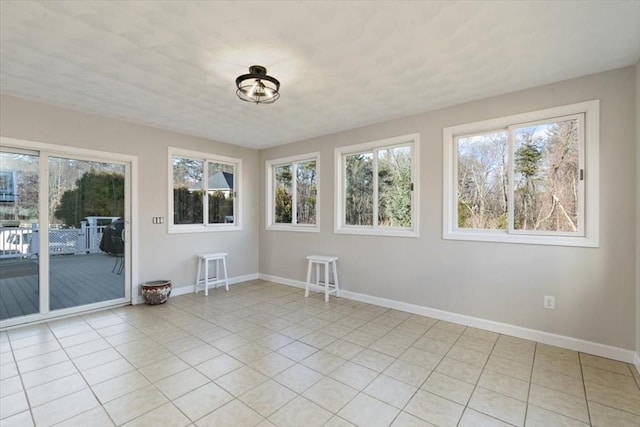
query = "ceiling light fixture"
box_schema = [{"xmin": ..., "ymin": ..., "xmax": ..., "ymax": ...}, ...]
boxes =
[{"xmin": 236, "ymin": 65, "xmax": 280, "ymax": 104}]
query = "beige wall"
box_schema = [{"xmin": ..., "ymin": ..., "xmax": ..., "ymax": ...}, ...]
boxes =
[
  {"xmin": 259, "ymin": 66, "xmax": 638, "ymax": 351},
  {"xmin": 0, "ymin": 95, "xmax": 260, "ymax": 298}
]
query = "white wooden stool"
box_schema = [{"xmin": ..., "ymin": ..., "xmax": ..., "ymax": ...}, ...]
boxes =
[
  {"xmin": 305, "ymin": 255, "xmax": 340, "ymax": 302},
  {"xmin": 195, "ymin": 252, "xmax": 229, "ymax": 295}
]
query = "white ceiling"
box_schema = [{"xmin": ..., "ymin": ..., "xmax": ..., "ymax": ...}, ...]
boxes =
[{"xmin": 1, "ymin": 1, "xmax": 639, "ymax": 149}]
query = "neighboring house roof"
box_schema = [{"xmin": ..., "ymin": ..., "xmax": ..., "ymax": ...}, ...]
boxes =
[{"xmin": 208, "ymin": 172, "xmax": 233, "ymax": 191}]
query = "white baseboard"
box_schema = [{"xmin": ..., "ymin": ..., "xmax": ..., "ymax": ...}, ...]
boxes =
[
  {"xmin": 163, "ymin": 273, "xmax": 260, "ymax": 299},
  {"xmin": 259, "ymin": 273, "xmax": 637, "ymax": 364}
]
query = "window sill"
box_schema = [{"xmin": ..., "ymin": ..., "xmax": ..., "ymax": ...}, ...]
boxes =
[
  {"xmin": 266, "ymin": 225, "xmax": 319, "ymax": 233},
  {"xmin": 168, "ymin": 224, "xmax": 242, "ymax": 234},
  {"xmin": 443, "ymin": 230, "xmax": 598, "ymax": 248},
  {"xmin": 335, "ymin": 227, "xmax": 418, "ymax": 238}
]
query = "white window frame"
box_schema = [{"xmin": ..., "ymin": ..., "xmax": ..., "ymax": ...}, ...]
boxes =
[
  {"xmin": 168, "ymin": 147, "xmax": 242, "ymax": 233},
  {"xmin": 443, "ymin": 100, "xmax": 599, "ymax": 247},
  {"xmin": 335, "ymin": 134, "xmax": 420, "ymax": 238},
  {"xmin": 266, "ymin": 152, "xmax": 320, "ymax": 232}
]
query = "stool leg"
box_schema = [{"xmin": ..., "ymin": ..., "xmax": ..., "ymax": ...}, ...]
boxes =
[
  {"xmin": 332, "ymin": 260, "xmax": 340, "ymax": 297},
  {"xmin": 195, "ymin": 258, "xmax": 202, "ymax": 294},
  {"xmin": 222, "ymin": 256, "xmax": 229, "ymax": 291},
  {"xmin": 204, "ymin": 258, "xmax": 209, "ymax": 296},
  {"xmin": 305, "ymin": 260, "xmax": 312, "ymax": 298},
  {"xmin": 324, "ymin": 262, "xmax": 329, "ymax": 302}
]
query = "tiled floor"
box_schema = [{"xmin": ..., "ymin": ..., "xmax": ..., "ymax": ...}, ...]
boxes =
[{"xmin": 1, "ymin": 280, "xmax": 639, "ymax": 427}]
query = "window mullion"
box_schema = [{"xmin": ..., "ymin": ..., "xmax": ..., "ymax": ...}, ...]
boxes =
[
  {"xmin": 291, "ymin": 162, "xmax": 298, "ymax": 225},
  {"xmin": 202, "ymin": 159, "xmax": 209, "ymax": 226},
  {"xmin": 372, "ymin": 149, "xmax": 379, "ymax": 228},
  {"xmin": 507, "ymin": 128, "xmax": 515, "ymax": 234}
]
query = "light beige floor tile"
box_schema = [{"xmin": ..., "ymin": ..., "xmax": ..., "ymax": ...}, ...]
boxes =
[
  {"xmin": 0, "ymin": 390, "xmax": 29, "ymax": 420},
  {"xmin": 463, "ymin": 327, "xmax": 499, "ymax": 343},
  {"xmin": 536, "ymin": 343, "xmax": 578, "ymax": 362},
  {"xmin": 531, "ymin": 365, "xmax": 585, "ymax": 398},
  {"xmin": 434, "ymin": 320, "xmax": 467, "ymax": 334},
  {"xmin": 423, "ymin": 327, "xmax": 460, "ymax": 345},
  {"xmin": 301, "ymin": 350, "xmax": 346, "ymax": 375},
  {"xmin": 103, "ymin": 385, "xmax": 169, "ymax": 426},
  {"xmin": 534, "ymin": 354, "xmax": 582, "ymax": 379},
  {"xmin": 435, "ymin": 357, "xmax": 483, "ymax": 384},
  {"xmin": 582, "ymin": 364, "xmax": 639, "ymax": 393},
  {"xmin": 280, "ymin": 325, "xmax": 315, "ymax": 340},
  {"xmin": 125, "ymin": 348, "xmax": 174, "ymax": 369},
  {"xmin": 580, "ymin": 353, "xmax": 632, "ymax": 376},
  {"xmin": 324, "ymin": 415, "xmax": 357, "ymax": 426},
  {"xmin": 255, "ymin": 333, "xmax": 294, "ymax": 351},
  {"xmin": 342, "ymin": 330, "xmax": 378, "ymax": 347},
  {"xmin": 268, "ymin": 396, "xmax": 333, "ymax": 427},
  {"xmin": 0, "ymin": 410, "xmax": 34, "ymax": 427},
  {"xmin": 20, "ymin": 360, "xmax": 77, "ymax": 389},
  {"xmin": 588, "ymin": 400, "xmax": 640, "ymax": 427},
  {"xmin": 525, "ymin": 404, "xmax": 590, "ymax": 427},
  {"xmin": 124, "ymin": 402, "xmax": 191, "ymax": 427},
  {"xmin": 458, "ymin": 407, "xmax": 512, "ymax": 427},
  {"xmin": 92, "ymin": 370, "xmax": 151, "ymax": 404},
  {"xmin": 528, "ymin": 384, "xmax": 589, "ymax": 423},
  {"xmin": 351, "ymin": 348, "xmax": 395, "ymax": 372},
  {"xmin": 250, "ymin": 352, "xmax": 296, "ymax": 377},
  {"xmin": 324, "ymin": 339, "xmax": 364, "ymax": 359},
  {"xmin": 66, "ymin": 339, "xmax": 111, "ymax": 359},
  {"xmin": 478, "ymin": 369, "xmax": 530, "ymax": 402},
  {"xmin": 240, "ymin": 379, "xmax": 297, "ymax": 417},
  {"xmin": 156, "ymin": 368, "xmax": 211, "ymax": 400},
  {"xmin": 485, "ymin": 354, "xmax": 532, "ymax": 382},
  {"xmin": 53, "ymin": 407, "xmax": 115, "ymax": 427},
  {"xmin": 27, "ymin": 373, "xmax": 87, "ymax": 407},
  {"xmin": 177, "ymin": 344, "xmax": 222, "ymax": 366},
  {"xmin": 32, "ymin": 389, "xmax": 99, "ymax": 426},
  {"xmin": 447, "ymin": 343, "xmax": 490, "ymax": 367},
  {"xmin": 277, "ymin": 341, "xmax": 318, "ymax": 361},
  {"xmin": 330, "ymin": 360, "xmax": 379, "ymax": 390},
  {"xmin": 320, "ymin": 323, "xmax": 354, "ymax": 339},
  {"xmin": 211, "ymin": 334, "xmax": 250, "ymax": 352},
  {"xmin": 196, "ymin": 399, "xmax": 264, "ymax": 427},
  {"xmin": 16, "ymin": 349, "xmax": 69, "ymax": 374},
  {"xmin": 383, "ymin": 359, "xmax": 431, "ymax": 387},
  {"xmin": 422, "ymin": 371, "xmax": 475, "ymax": 405},
  {"xmin": 73, "ymin": 348, "xmax": 121, "ymax": 371},
  {"xmin": 138, "ymin": 355, "xmax": 190, "ymax": 383},
  {"xmin": 228, "ymin": 343, "xmax": 273, "ymax": 364},
  {"xmin": 411, "ymin": 336, "xmax": 453, "ymax": 356},
  {"xmin": 215, "ymin": 365, "xmax": 268, "ymax": 397},
  {"xmin": 163, "ymin": 336, "xmax": 206, "ymax": 354},
  {"xmin": 338, "ymin": 393, "xmax": 400, "ymax": 427},
  {"xmin": 0, "ymin": 375, "xmax": 23, "ymax": 398},
  {"xmin": 194, "ymin": 353, "xmax": 243, "ymax": 380},
  {"xmin": 391, "ymin": 411, "xmax": 436, "ymax": 427},
  {"xmin": 399, "ymin": 347, "xmax": 442, "ymax": 370},
  {"xmin": 0, "ymin": 360, "xmax": 18, "ymax": 380},
  {"xmin": 303, "ymin": 377, "xmax": 358, "ymax": 413},
  {"xmin": 171, "ymin": 369, "xmax": 236, "ymax": 417},
  {"xmin": 273, "ymin": 363, "xmax": 324, "ymax": 393},
  {"xmin": 369, "ymin": 338, "xmax": 410, "ymax": 358},
  {"xmin": 468, "ymin": 387, "xmax": 526, "ymax": 426},
  {"xmin": 82, "ymin": 357, "xmax": 135, "ymax": 386},
  {"xmin": 585, "ymin": 381, "xmax": 640, "ymax": 414},
  {"xmin": 456, "ymin": 335, "xmax": 495, "ymax": 353},
  {"xmin": 364, "ymin": 374, "xmax": 417, "ymax": 408},
  {"xmin": 404, "ymin": 389, "xmax": 464, "ymax": 426},
  {"xmin": 12, "ymin": 340, "xmax": 61, "ymax": 361}
]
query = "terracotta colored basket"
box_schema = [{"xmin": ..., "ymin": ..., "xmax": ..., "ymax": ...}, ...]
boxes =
[{"xmin": 141, "ymin": 280, "xmax": 172, "ymax": 305}]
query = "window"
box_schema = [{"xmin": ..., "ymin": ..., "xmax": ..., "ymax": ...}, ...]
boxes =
[
  {"xmin": 266, "ymin": 153, "xmax": 319, "ymax": 232},
  {"xmin": 169, "ymin": 148, "xmax": 241, "ymax": 233},
  {"xmin": 335, "ymin": 134, "xmax": 419, "ymax": 237},
  {"xmin": 443, "ymin": 100, "xmax": 599, "ymax": 247}
]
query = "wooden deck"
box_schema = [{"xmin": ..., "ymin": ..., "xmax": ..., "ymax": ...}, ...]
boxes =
[{"xmin": 0, "ymin": 253, "xmax": 125, "ymax": 320}]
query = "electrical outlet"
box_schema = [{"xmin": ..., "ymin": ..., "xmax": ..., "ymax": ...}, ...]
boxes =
[
  {"xmin": 152, "ymin": 216, "xmax": 164, "ymax": 224},
  {"xmin": 544, "ymin": 295, "xmax": 555, "ymax": 310}
]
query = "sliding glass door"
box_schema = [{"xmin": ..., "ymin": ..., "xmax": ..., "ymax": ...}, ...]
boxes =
[{"xmin": 0, "ymin": 143, "xmax": 132, "ymax": 326}]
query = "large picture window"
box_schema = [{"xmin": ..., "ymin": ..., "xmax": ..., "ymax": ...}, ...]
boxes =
[
  {"xmin": 443, "ymin": 100, "xmax": 599, "ymax": 247},
  {"xmin": 335, "ymin": 134, "xmax": 419, "ymax": 237},
  {"xmin": 169, "ymin": 148, "xmax": 241, "ymax": 233},
  {"xmin": 266, "ymin": 153, "xmax": 319, "ymax": 232}
]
